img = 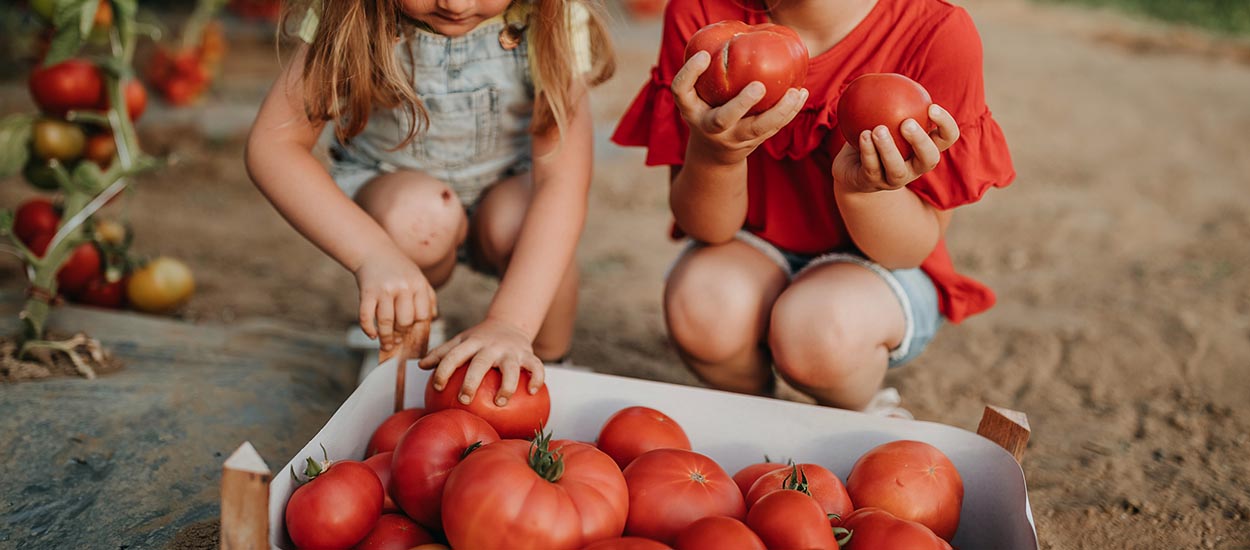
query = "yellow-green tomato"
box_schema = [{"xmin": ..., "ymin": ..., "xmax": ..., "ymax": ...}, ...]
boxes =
[{"xmin": 127, "ymin": 257, "xmax": 195, "ymax": 313}]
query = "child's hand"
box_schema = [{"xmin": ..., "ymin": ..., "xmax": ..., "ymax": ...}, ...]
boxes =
[
  {"xmin": 353, "ymin": 244, "xmax": 437, "ymax": 352},
  {"xmin": 833, "ymin": 104, "xmax": 961, "ymax": 194},
  {"xmin": 671, "ymin": 50, "xmax": 809, "ymax": 165},
  {"xmin": 418, "ymin": 317, "xmax": 544, "ymax": 407}
]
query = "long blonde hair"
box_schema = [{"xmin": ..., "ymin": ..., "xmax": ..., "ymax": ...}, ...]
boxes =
[{"xmin": 281, "ymin": 0, "xmax": 615, "ymax": 146}]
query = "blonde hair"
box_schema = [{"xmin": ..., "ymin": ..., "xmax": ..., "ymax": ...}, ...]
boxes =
[{"xmin": 281, "ymin": 0, "xmax": 615, "ymax": 146}]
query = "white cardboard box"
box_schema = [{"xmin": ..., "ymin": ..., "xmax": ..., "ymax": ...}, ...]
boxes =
[{"xmin": 267, "ymin": 358, "xmax": 1039, "ymax": 549}]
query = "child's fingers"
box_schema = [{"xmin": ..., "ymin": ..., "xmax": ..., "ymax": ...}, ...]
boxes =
[
  {"xmin": 747, "ymin": 88, "xmax": 807, "ymax": 138},
  {"xmin": 376, "ymin": 296, "xmax": 396, "ymax": 351},
  {"xmin": 458, "ymin": 349, "xmax": 501, "ymax": 405},
  {"xmin": 495, "ymin": 356, "xmax": 521, "ymax": 407},
  {"xmin": 359, "ymin": 292, "xmax": 378, "ymax": 339},
  {"xmin": 394, "ymin": 289, "xmax": 415, "ymax": 331},
  {"xmin": 432, "ymin": 339, "xmax": 481, "ymax": 392},
  {"xmin": 902, "ymin": 118, "xmax": 941, "ymax": 174},
  {"xmin": 419, "ymin": 334, "xmax": 459, "ymax": 370},
  {"xmin": 522, "ymin": 356, "xmax": 545, "ymax": 394},
  {"xmin": 928, "ymin": 104, "xmax": 960, "ymax": 151},
  {"xmin": 857, "ymin": 130, "xmax": 884, "ymax": 183},
  {"xmin": 414, "ymin": 285, "xmax": 432, "ymax": 322},
  {"xmin": 705, "ymin": 81, "xmax": 765, "ymax": 133},
  {"xmin": 871, "ymin": 125, "xmax": 910, "ymax": 186},
  {"xmin": 671, "ymin": 51, "xmax": 711, "ymax": 119}
]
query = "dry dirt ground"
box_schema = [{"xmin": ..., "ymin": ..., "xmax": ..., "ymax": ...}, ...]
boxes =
[{"xmin": 3, "ymin": 0, "xmax": 1250, "ymax": 548}]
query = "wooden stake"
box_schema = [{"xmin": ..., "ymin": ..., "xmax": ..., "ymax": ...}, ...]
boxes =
[
  {"xmin": 976, "ymin": 405, "xmax": 1031, "ymax": 464},
  {"xmin": 220, "ymin": 442, "xmax": 271, "ymax": 550},
  {"xmin": 380, "ymin": 320, "xmax": 432, "ymax": 413}
]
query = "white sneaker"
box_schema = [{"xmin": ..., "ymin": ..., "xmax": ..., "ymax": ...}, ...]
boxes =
[
  {"xmin": 345, "ymin": 319, "xmax": 447, "ymax": 350},
  {"xmin": 862, "ymin": 387, "xmax": 914, "ymax": 420},
  {"xmin": 544, "ymin": 355, "xmax": 592, "ymax": 372}
]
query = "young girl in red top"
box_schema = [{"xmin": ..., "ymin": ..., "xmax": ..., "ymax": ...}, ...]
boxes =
[
  {"xmin": 247, "ymin": 1, "xmax": 613, "ymax": 403},
  {"xmin": 613, "ymin": 0, "xmax": 1014, "ymax": 411}
]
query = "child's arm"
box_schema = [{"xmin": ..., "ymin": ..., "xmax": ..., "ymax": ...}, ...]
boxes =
[
  {"xmin": 831, "ymin": 104, "xmax": 961, "ymax": 269},
  {"xmin": 668, "ymin": 52, "xmax": 808, "ymax": 243},
  {"xmin": 420, "ymin": 87, "xmax": 596, "ymax": 406},
  {"xmin": 245, "ymin": 47, "xmax": 435, "ymax": 350}
]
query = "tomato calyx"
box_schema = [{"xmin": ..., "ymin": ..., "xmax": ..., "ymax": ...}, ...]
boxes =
[
  {"xmin": 527, "ymin": 431, "xmax": 566, "ymax": 483},
  {"xmin": 782, "ymin": 465, "xmax": 812, "ymax": 496},
  {"xmin": 833, "ymin": 526, "xmax": 853, "ymax": 548},
  {"xmin": 460, "ymin": 440, "xmax": 484, "ymax": 460},
  {"xmin": 290, "ymin": 445, "xmax": 334, "ymax": 482}
]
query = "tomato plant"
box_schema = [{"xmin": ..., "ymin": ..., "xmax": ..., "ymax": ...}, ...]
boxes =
[
  {"xmin": 28, "ymin": 59, "xmax": 104, "ymax": 117},
  {"xmin": 845, "ymin": 440, "xmax": 963, "ymax": 541},
  {"xmin": 389, "ymin": 409, "xmax": 500, "ymax": 530},
  {"xmin": 674, "ymin": 516, "xmax": 765, "ymax": 550},
  {"xmin": 835, "ymin": 507, "xmax": 952, "ymax": 550},
  {"xmin": 597, "ymin": 406, "xmax": 691, "ymax": 469},
  {"xmin": 745, "ymin": 463, "xmax": 853, "ymax": 519},
  {"xmin": 354, "ymin": 513, "xmax": 436, "ymax": 550},
  {"xmin": 836, "ymin": 73, "xmax": 934, "ymax": 160},
  {"xmin": 28, "ymin": 234, "xmax": 102, "ymax": 296},
  {"xmin": 362, "ymin": 452, "xmax": 399, "ymax": 513},
  {"xmin": 621, "ymin": 448, "xmax": 745, "ymax": 545},
  {"xmin": 31, "ymin": 118, "xmax": 86, "ymax": 162},
  {"xmin": 13, "ymin": 199, "xmax": 60, "ymax": 246},
  {"xmin": 284, "ymin": 459, "xmax": 384, "ymax": 549},
  {"xmin": 424, "ymin": 367, "xmax": 550, "ymax": 440},
  {"xmin": 127, "ymin": 257, "xmax": 195, "ymax": 313},
  {"xmin": 745, "ymin": 489, "xmax": 836, "ymax": 550},
  {"xmin": 442, "ymin": 434, "xmax": 630, "ymax": 550},
  {"xmin": 684, "ymin": 21, "xmax": 809, "ymax": 115},
  {"xmin": 366, "ymin": 407, "xmax": 426, "ymax": 457},
  {"xmin": 732, "ymin": 460, "xmax": 786, "ymax": 497},
  {"xmin": 584, "ymin": 537, "xmax": 674, "ymax": 550}
]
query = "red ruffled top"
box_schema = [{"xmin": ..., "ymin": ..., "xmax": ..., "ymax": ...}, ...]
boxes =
[{"xmin": 611, "ymin": 0, "xmax": 1015, "ymax": 322}]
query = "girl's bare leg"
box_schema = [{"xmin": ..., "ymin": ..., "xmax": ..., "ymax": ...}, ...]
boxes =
[{"xmin": 353, "ymin": 171, "xmax": 469, "ymax": 288}]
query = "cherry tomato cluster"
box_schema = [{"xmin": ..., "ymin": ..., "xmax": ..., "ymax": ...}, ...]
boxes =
[
  {"xmin": 284, "ymin": 373, "xmax": 966, "ymax": 549},
  {"xmin": 146, "ymin": 22, "xmax": 226, "ymax": 107}
]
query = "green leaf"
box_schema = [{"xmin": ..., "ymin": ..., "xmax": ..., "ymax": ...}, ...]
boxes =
[
  {"xmin": 0, "ymin": 115, "xmax": 35, "ymax": 178},
  {"xmin": 77, "ymin": 0, "xmax": 100, "ymax": 37},
  {"xmin": 44, "ymin": 0, "xmax": 94, "ymax": 66}
]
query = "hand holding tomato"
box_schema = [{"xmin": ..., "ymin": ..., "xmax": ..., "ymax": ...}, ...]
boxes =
[
  {"xmin": 423, "ymin": 364, "xmax": 550, "ymax": 439},
  {"xmin": 684, "ymin": 21, "xmax": 809, "ymax": 116},
  {"xmin": 670, "ymin": 50, "xmax": 809, "ymax": 166},
  {"xmin": 420, "ymin": 316, "xmax": 544, "ymax": 407},
  {"xmin": 833, "ymin": 103, "xmax": 960, "ymax": 194}
]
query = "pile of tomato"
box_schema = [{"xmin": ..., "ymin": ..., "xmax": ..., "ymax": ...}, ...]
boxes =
[{"xmin": 283, "ymin": 371, "xmax": 965, "ymax": 549}]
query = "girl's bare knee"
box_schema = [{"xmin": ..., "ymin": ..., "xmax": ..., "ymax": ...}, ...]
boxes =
[
  {"xmin": 665, "ymin": 274, "xmax": 759, "ymax": 365},
  {"xmin": 358, "ymin": 173, "xmax": 467, "ymax": 268},
  {"xmin": 768, "ymin": 291, "xmax": 857, "ymax": 389}
]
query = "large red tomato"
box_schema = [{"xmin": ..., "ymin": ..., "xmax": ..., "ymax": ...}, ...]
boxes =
[
  {"xmin": 285, "ymin": 459, "xmax": 384, "ymax": 549},
  {"xmin": 13, "ymin": 199, "xmax": 59, "ymax": 246},
  {"xmin": 683, "ymin": 21, "xmax": 809, "ymax": 115},
  {"xmin": 674, "ymin": 516, "xmax": 765, "ymax": 550},
  {"xmin": 732, "ymin": 461, "xmax": 786, "ymax": 497},
  {"xmin": 746, "ymin": 489, "xmax": 836, "ymax": 550},
  {"xmin": 836, "ymin": 73, "xmax": 934, "ymax": 160},
  {"xmin": 29, "ymin": 59, "xmax": 104, "ymax": 116},
  {"xmin": 28, "ymin": 234, "xmax": 102, "ymax": 296},
  {"xmin": 845, "ymin": 440, "xmax": 963, "ymax": 541},
  {"xmin": 424, "ymin": 367, "xmax": 549, "ymax": 440},
  {"xmin": 442, "ymin": 436, "xmax": 629, "ymax": 550},
  {"xmin": 836, "ymin": 508, "xmax": 952, "ymax": 550},
  {"xmin": 597, "ymin": 406, "xmax": 691, "ymax": 469},
  {"xmin": 622, "ymin": 449, "xmax": 745, "ymax": 545},
  {"xmin": 362, "ymin": 452, "xmax": 399, "ymax": 513},
  {"xmin": 353, "ymin": 513, "xmax": 436, "ymax": 550},
  {"xmin": 389, "ymin": 409, "xmax": 500, "ymax": 530},
  {"xmin": 583, "ymin": 537, "xmax": 673, "ymax": 550},
  {"xmin": 745, "ymin": 463, "xmax": 853, "ymax": 518},
  {"xmin": 365, "ymin": 407, "xmax": 426, "ymax": 457}
]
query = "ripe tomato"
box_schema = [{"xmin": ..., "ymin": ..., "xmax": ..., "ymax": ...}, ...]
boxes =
[
  {"xmin": 597, "ymin": 406, "xmax": 691, "ymax": 469},
  {"xmin": 442, "ymin": 436, "xmax": 629, "ymax": 550},
  {"xmin": 365, "ymin": 407, "xmax": 425, "ymax": 457},
  {"xmin": 118, "ymin": 80, "xmax": 148, "ymax": 122},
  {"xmin": 362, "ymin": 452, "xmax": 399, "ymax": 513},
  {"xmin": 746, "ymin": 489, "xmax": 836, "ymax": 550},
  {"xmin": 424, "ymin": 367, "xmax": 550, "ymax": 440},
  {"xmin": 622, "ymin": 449, "xmax": 745, "ymax": 545},
  {"xmin": 353, "ymin": 513, "xmax": 435, "ymax": 550},
  {"xmin": 127, "ymin": 257, "xmax": 195, "ymax": 313},
  {"xmin": 29, "ymin": 59, "xmax": 104, "ymax": 117},
  {"xmin": 835, "ymin": 508, "xmax": 952, "ymax": 550},
  {"xmin": 389, "ymin": 409, "xmax": 500, "ymax": 530},
  {"xmin": 845, "ymin": 440, "xmax": 963, "ymax": 541},
  {"xmin": 72, "ymin": 275, "xmax": 128, "ymax": 309},
  {"xmin": 732, "ymin": 460, "xmax": 786, "ymax": 497},
  {"xmin": 583, "ymin": 537, "xmax": 673, "ymax": 550},
  {"xmin": 13, "ymin": 199, "xmax": 60, "ymax": 246},
  {"xmin": 285, "ymin": 459, "xmax": 384, "ymax": 550},
  {"xmin": 32, "ymin": 119, "xmax": 86, "ymax": 162},
  {"xmin": 84, "ymin": 132, "xmax": 117, "ymax": 168},
  {"xmin": 745, "ymin": 463, "xmax": 853, "ymax": 519},
  {"xmin": 684, "ymin": 21, "xmax": 809, "ymax": 115},
  {"xmin": 674, "ymin": 516, "xmax": 765, "ymax": 550},
  {"xmin": 836, "ymin": 73, "xmax": 934, "ymax": 160},
  {"xmin": 28, "ymin": 235, "xmax": 103, "ymax": 296},
  {"xmin": 92, "ymin": 0, "xmax": 112, "ymax": 32}
]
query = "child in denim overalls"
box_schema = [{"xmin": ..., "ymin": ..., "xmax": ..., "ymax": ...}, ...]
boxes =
[{"xmin": 247, "ymin": 0, "xmax": 615, "ymax": 403}]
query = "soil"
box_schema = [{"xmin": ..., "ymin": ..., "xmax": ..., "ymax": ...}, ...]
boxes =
[{"xmin": 2, "ymin": 0, "xmax": 1250, "ymax": 548}]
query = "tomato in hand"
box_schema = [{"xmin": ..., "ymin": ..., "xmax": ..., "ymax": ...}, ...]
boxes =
[
  {"xmin": 684, "ymin": 21, "xmax": 809, "ymax": 115},
  {"xmin": 353, "ymin": 513, "xmax": 435, "ymax": 550},
  {"xmin": 836, "ymin": 73, "xmax": 934, "ymax": 160},
  {"xmin": 127, "ymin": 257, "xmax": 195, "ymax": 313},
  {"xmin": 597, "ymin": 406, "xmax": 691, "ymax": 469},
  {"xmin": 583, "ymin": 537, "xmax": 674, "ymax": 550},
  {"xmin": 845, "ymin": 440, "xmax": 963, "ymax": 541},
  {"xmin": 622, "ymin": 449, "xmax": 745, "ymax": 545},
  {"xmin": 835, "ymin": 507, "xmax": 952, "ymax": 550},
  {"xmin": 285, "ymin": 459, "xmax": 384, "ymax": 550},
  {"xmin": 732, "ymin": 460, "xmax": 786, "ymax": 498},
  {"xmin": 29, "ymin": 59, "xmax": 104, "ymax": 117},
  {"xmin": 13, "ymin": 199, "xmax": 60, "ymax": 246},
  {"xmin": 746, "ymin": 489, "xmax": 836, "ymax": 550},
  {"xmin": 424, "ymin": 367, "xmax": 549, "ymax": 440},
  {"xmin": 32, "ymin": 118, "xmax": 86, "ymax": 162},
  {"xmin": 365, "ymin": 407, "xmax": 425, "ymax": 457},
  {"xmin": 674, "ymin": 516, "xmax": 765, "ymax": 550},
  {"xmin": 442, "ymin": 435, "xmax": 629, "ymax": 550},
  {"xmin": 390, "ymin": 409, "xmax": 500, "ymax": 530},
  {"xmin": 745, "ymin": 463, "xmax": 853, "ymax": 519}
]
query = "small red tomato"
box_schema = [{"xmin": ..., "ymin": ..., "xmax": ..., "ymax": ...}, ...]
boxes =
[
  {"xmin": 622, "ymin": 449, "xmax": 745, "ymax": 545},
  {"xmin": 285, "ymin": 459, "xmax": 384, "ymax": 550},
  {"xmin": 674, "ymin": 516, "xmax": 766, "ymax": 550},
  {"xmin": 836, "ymin": 73, "xmax": 934, "ymax": 160},
  {"xmin": 731, "ymin": 460, "xmax": 786, "ymax": 498},
  {"xmin": 28, "ymin": 234, "xmax": 103, "ymax": 296},
  {"xmin": 597, "ymin": 406, "xmax": 691, "ymax": 469},
  {"xmin": 684, "ymin": 21, "xmax": 809, "ymax": 115},
  {"xmin": 745, "ymin": 463, "xmax": 853, "ymax": 519},
  {"xmin": 835, "ymin": 507, "xmax": 953, "ymax": 550},
  {"xmin": 13, "ymin": 199, "xmax": 60, "ymax": 246},
  {"xmin": 84, "ymin": 132, "xmax": 117, "ymax": 168},
  {"xmin": 424, "ymin": 367, "xmax": 550, "ymax": 440},
  {"xmin": 846, "ymin": 440, "xmax": 963, "ymax": 541},
  {"xmin": 120, "ymin": 80, "xmax": 147, "ymax": 121},
  {"xmin": 390, "ymin": 409, "xmax": 500, "ymax": 530},
  {"xmin": 362, "ymin": 452, "xmax": 399, "ymax": 513},
  {"xmin": 365, "ymin": 407, "xmax": 425, "ymax": 457},
  {"xmin": 72, "ymin": 275, "xmax": 128, "ymax": 309},
  {"xmin": 29, "ymin": 59, "xmax": 104, "ymax": 117},
  {"xmin": 353, "ymin": 513, "xmax": 436, "ymax": 550},
  {"xmin": 746, "ymin": 489, "xmax": 836, "ymax": 550}
]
